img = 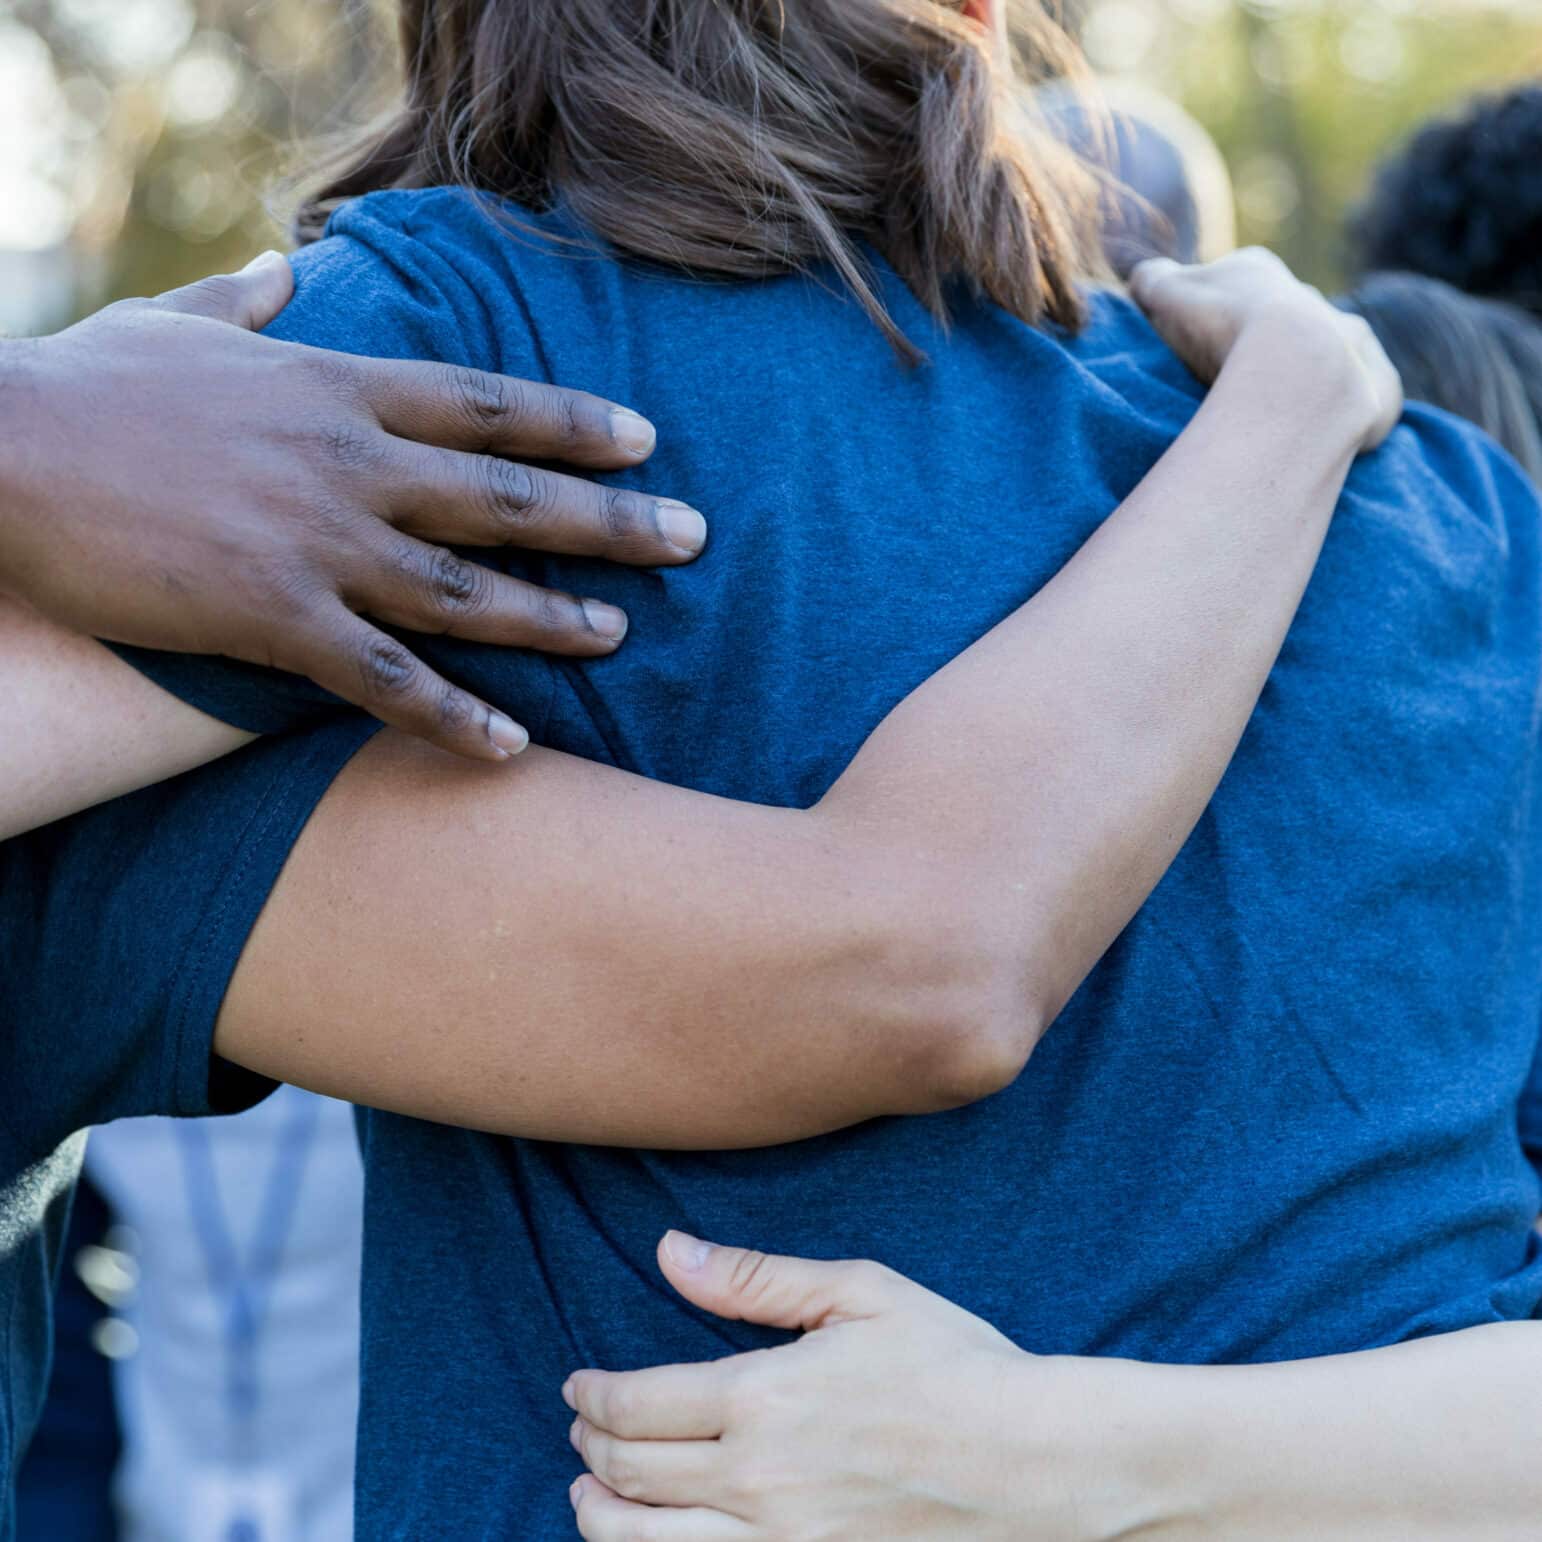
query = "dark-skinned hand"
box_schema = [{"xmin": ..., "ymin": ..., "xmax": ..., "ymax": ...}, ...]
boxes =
[{"xmin": 0, "ymin": 251, "xmax": 707, "ymax": 759}]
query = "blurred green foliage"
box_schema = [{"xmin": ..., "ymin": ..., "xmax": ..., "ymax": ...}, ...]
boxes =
[
  {"xmin": 1098, "ymin": 0, "xmax": 1542, "ymax": 280},
  {"xmin": 0, "ymin": 0, "xmax": 1538, "ymax": 330}
]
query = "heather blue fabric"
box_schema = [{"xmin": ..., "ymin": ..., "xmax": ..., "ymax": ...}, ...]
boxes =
[
  {"xmin": 0, "ymin": 718, "xmax": 376, "ymax": 1540},
  {"xmin": 22, "ymin": 186, "xmax": 1542, "ymax": 1538}
]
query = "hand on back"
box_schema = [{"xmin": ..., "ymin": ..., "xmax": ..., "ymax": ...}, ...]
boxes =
[
  {"xmin": 1130, "ymin": 247, "xmax": 1404, "ymax": 453},
  {"xmin": 0, "ymin": 252, "xmax": 708, "ymax": 760}
]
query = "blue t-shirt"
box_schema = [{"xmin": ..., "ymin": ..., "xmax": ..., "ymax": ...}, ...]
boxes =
[
  {"xmin": 0, "ymin": 727, "xmax": 375, "ymax": 1538},
  {"xmin": 9, "ymin": 187, "xmax": 1542, "ymax": 1538}
]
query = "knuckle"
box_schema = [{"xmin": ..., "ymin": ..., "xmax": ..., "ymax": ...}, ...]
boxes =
[
  {"xmin": 598, "ymin": 486, "xmax": 641, "ymax": 540},
  {"xmin": 721, "ymin": 1371, "xmax": 760, "ymax": 1428},
  {"xmin": 535, "ymin": 585, "xmax": 581, "ymax": 635},
  {"xmin": 427, "ymin": 548, "xmax": 490, "ymax": 614},
  {"xmin": 844, "ymin": 1259, "xmax": 892, "ymax": 1295},
  {"xmin": 601, "ymin": 1381, "xmax": 637, "ymax": 1434},
  {"xmin": 605, "ymin": 1449, "xmax": 643, "ymax": 1499},
  {"xmin": 383, "ymin": 541, "xmax": 492, "ymax": 624},
  {"xmin": 447, "ymin": 365, "xmax": 518, "ymax": 436},
  {"xmin": 98, "ymin": 296, "xmax": 149, "ymax": 324},
  {"xmin": 1342, "ymin": 313, "xmax": 1375, "ymax": 346},
  {"xmin": 557, "ymin": 388, "xmax": 586, "ymax": 448},
  {"xmin": 307, "ymin": 350, "xmax": 365, "ymax": 400},
  {"xmin": 185, "ymin": 274, "xmax": 239, "ymax": 313},
  {"xmin": 252, "ymin": 559, "xmax": 323, "ymax": 625},
  {"xmin": 727, "ymin": 1452, "xmax": 789, "ymax": 1513},
  {"xmin": 484, "ymin": 460, "xmax": 545, "ymax": 533},
  {"xmin": 433, "ymin": 681, "xmax": 477, "ymax": 736},
  {"xmin": 317, "ymin": 420, "xmax": 380, "ymax": 475},
  {"xmin": 357, "ymin": 635, "xmax": 418, "ymax": 700}
]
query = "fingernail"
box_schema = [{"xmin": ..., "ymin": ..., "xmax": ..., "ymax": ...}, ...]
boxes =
[
  {"xmin": 610, "ymin": 408, "xmax": 657, "ymax": 458},
  {"xmin": 663, "ymin": 1230, "xmax": 713, "ymax": 1273},
  {"xmin": 240, "ymin": 249, "xmax": 287, "ymax": 275},
  {"xmin": 488, "ymin": 714, "xmax": 529, "ymax": 757},
  {"xmin": 561, "ymin": 1376, "xmax": 577, "ymax": 1410},
  {"xmin": 569, "ymin": 1417, "xmax": 583, "ymax": 1452},
  {"xmin": 656, "ymin": 501, "xmax": 708, "ymax": 556},
  {"xmin": 582, "ymin": 599, "xmax": 628, "ymax": 641},
  {"xmin": 570, "ymin": 1478, "xmax": 584, "ymax": 1510}
]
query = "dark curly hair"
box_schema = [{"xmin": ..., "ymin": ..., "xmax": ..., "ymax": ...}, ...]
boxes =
[{"xmin": 1349, "ymin": 82, "xmax": 1542, "ymax": 317}]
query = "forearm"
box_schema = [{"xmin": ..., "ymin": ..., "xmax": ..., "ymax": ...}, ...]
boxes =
[
  {"xmin": 1097, "ymin": 1323, "xmax": 1542, "ymax": 1539},
  {"xmin": 217, "ymin": 312, "xmax": 1373, "ymax": 1147},
  {"xmin": 217, "ymin": 731, "xmax": 967, "ymax": 1145},
  {"xmin": 10, "ymin": 290, "xmax": 1376, "ymax": 1144},
  {"xmin": 822, "ymin": 310, "xmax": 1370, "ymax": 1051},
  {"xmin": 0, "ymin": 595, "xmax": 251, "ymax": 839}
]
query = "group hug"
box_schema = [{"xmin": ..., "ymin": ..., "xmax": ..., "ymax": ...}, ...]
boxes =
[{"xmin": 1, "ymin": 1, "xmax": 1540, "ymax": 1537}]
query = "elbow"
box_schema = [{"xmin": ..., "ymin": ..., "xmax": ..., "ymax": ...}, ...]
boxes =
[{"xmin": 901, "ymin": 948, "xmax": 1055, "ymax": 1114}]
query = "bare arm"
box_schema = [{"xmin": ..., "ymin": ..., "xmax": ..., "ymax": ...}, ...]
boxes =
[
  {"xmin": 1132, "ymin": 1322, "xmax": 1542, "ymax": 1540},
  {"xmin": 0, "ymin": 597, "xmax": 254, "ymax": 840},
  {"xmin": 5, "ymin": 254, "xmax": 1395, "ymax": 1147},
  {"xmin": 209, "ymin": 253, "xmax": 1398, "ymax": 1147},
  {"xmin": 563, "ymin": 1240, "xmax": 1542, "ymax": 1541}
]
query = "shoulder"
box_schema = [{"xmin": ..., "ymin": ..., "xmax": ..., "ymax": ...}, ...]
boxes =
[
  {"xmin": 1397, "ymin": 400, "xmax": 1540, "ymax": 507},
  {"xmin": 276, "ymin": 187, "xmax": 610, "ymax": 380},
  {"xmin": 1359, "ymin": 400, "xmax": 1542, "ymax": 550},
  {"xmin": 270, "ymin": 188, "xmax": 559, "ymax": 370},
  {"xmin": 1054, "ymin": 288, "xmax": 1210, "ymax": 417}
]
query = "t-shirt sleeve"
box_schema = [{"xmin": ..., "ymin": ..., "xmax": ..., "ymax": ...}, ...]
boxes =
[
  {"xmin": 0, "ymin": 716, "xmax": 380, "ymax": 1163},
  {"xmin": 2, "ymin": 195, "xmax": 568, "ymax": 1167},
  {"xmin": 108, "ymin": 193, "xmax": 510, "ymax": 733}
]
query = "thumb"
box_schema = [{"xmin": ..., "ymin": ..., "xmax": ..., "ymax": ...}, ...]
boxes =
[
  {"xmin": 156, "ymin": 250, "xmax": 295, "ymax": 330},
  {"xmin": 657, "ymin": 1231, "xmax": 904, "ymax": 1333}
]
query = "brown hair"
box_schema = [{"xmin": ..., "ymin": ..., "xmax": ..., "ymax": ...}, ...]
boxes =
[{"xmin": 297, "ymin": 0, "xmax": 1104, "ymax": 360}]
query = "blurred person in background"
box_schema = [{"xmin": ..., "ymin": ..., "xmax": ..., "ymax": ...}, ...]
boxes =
[
  {"xmin": 83, "ymin": 1090, "xmax": 363, "ymax": 1541},
  {"xmin": 1349, "ymin": 80, "xmax": 1542, "ymax": 321},
  {"xmin": 1039, "ymin": 77, "xmax": 1237, "ymax": 274},
  {"xmin": 1341, "ymin": 76, "xmax": 1542, "ymax": 486},
  {"xmin": 3, "ymin": 5, "xmax": 1539, "ymax": 1542},
  {"xmin": 13, "ymin": 1178, "xmax": 119, "ymax": 1542}
]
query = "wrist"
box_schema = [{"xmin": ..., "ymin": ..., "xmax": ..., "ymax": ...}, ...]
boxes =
[
  {"xmin": 1224, "ymin": 302, "xmax": 1385, "ymax": 457},
  {"xmin": 995, "ymin": 1355, "xmax": 1206, "ymax": 1541}
]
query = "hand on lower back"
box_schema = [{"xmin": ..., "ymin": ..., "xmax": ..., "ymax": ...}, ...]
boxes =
[{"xmin": 564, "ymin": 1234, "xmax": 1150, "ymax": 1541}]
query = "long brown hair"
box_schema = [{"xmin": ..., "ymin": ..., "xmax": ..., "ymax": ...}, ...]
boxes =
[{"xmin": 297, "ymin": 0, "xmax": 1103, "ymax": 360}]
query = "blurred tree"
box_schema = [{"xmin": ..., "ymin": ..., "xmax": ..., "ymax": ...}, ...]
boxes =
[
  {"xmin": 0, "ymin": 0, "xmax": 397, "ymax": 323},
  {"xmin": 1080, "ymin": 0, "xmax": 1542, "ymax": 285}
]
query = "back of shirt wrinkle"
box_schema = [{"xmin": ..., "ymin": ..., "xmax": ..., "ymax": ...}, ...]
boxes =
[
  {"xmin": 1178, "ymin": 807, "xmax": 1370, "ymax": 1120},
  {"xmin": 539, "ymin": 1143, "xmax": 748, "ymax": 1355},
  {"xmin": 497, "ymin": 1140, "xmax": 595, "ymax": 1372}
]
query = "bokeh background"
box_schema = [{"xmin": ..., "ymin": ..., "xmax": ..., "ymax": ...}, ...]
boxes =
[{"xmin": 0, "ymin": 0, "xmax": 1539, "ymax": 337}]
